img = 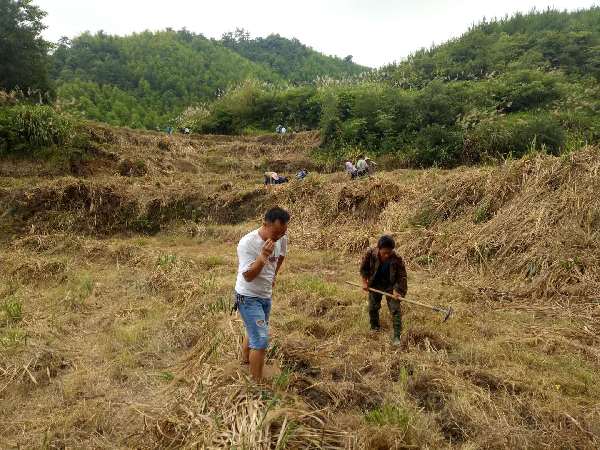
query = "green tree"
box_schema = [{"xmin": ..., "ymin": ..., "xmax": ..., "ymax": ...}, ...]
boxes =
[{"xmin": 0, "ymin": 0, "xmax": 52, "ymax": 96}]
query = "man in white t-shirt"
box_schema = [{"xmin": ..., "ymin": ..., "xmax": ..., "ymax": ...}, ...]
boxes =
[
  {"xmin": 345, "ymin": 160, "xmax": 357, "ymax": 178},
  {"xmin": 234, "ymin": 207, "xmax": 290, "ymax": 381}
]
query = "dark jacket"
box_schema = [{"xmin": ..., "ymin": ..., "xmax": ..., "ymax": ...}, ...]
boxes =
[{"xmin": 359, "ymin": 247, "xmax": 408, "ymax": 296}]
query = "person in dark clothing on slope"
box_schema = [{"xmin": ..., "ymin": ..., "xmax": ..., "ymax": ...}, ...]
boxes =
[{"xmin": 359, "ymin": 235, "xmax": 408, "ymax": 345}]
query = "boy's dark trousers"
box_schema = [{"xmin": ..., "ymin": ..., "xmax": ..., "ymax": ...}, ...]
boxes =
[{"xmin": 368, "ymin": 288, "xmax": 402, "ymax": 339}]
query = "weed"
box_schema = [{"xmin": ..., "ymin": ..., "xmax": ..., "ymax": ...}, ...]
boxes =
[
  {"xmin": 473, "ymin": 199, "xmax": 492, "ymax": 223},
  {"xmin": 414, "ymin": 254, "xmax": 436, "ymax": 268},
  {"xmin": 158, "ymin": 371, "xmax": 175, "ymax": 382},
  {"xmin": 200, "ymin": 255, "xmax": 226, "ymax": 269},
  {"xmin": 157, "ymin": 254, "xmax": 177, "ymax": 267},
  {"xmin": 275, "ymin": 420, "xmax": 298, "ymax": 450},
  {"xmin": 365, "ymin": 404, "xmax": 412, "ymax": 429},
  {"xmin": 0, "ymin": 104, "xmax": 74, "ymax": 154},
  {"xmin": 0, "ymin": 327, "xmax": 27, "ymax": 348},
  {"xmin": 273, "ymin": 369, "xmax": 292, "ymax": 391},
  {"xmin": 197, "ymin": 273, "xmax": 218, "ymax": 296},
  {"xmin": 207, "ymin": 294, "xmax": 231, "ymax": 314},
  {"xmin": 65, "ymin": 273, "xmax": 94, "ymax": 309},
  {"xmin": 409, "ymin": 204, "xmax": 438, "ymax": 228},
  {"xmin": 291, "ymin": 275, "xmax": 337, "ymax": 298},
  {"xmin": 2, "ymin": 294, "xmax": 22, "ymax": 324}
]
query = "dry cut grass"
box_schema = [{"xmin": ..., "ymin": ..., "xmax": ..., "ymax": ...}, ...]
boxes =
[{"xmin": 1, "ymin": 126, "xmax": 599, "ymax": 449}]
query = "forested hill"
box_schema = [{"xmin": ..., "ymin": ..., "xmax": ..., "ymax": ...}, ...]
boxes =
[
  {"xmin": 379, "ymin": 7, "xmax": 600, "ymax": 87},
  {"xmin": 51, "ymin": 29, "xmax": 367, "ymax": 129},
  {"xmin": 220, "ymin": 30, "xmax": 367, "ymax": 83}
]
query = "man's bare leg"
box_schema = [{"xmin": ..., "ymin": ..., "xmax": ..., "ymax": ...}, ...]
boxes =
[
  {"xmin": 249, "ymin": 349, "xmax": 266, "ymax": 381},
  {"xmin": 242, "ymin": 335, "xmax": 250, "ymax": 364}
]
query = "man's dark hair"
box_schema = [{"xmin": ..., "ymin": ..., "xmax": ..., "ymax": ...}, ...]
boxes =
[
  {"xmin": 265, "ymin": 207, "xmax": 290, "ymax": 224},
  {"xmin": 377, "ymin": 235, "xmax": 395, "ymax": 250}
]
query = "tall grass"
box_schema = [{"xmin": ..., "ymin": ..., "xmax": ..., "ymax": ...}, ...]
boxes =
[{"xmin": 0, "ymin": 104, "xmax": 74, "ymax": 154}]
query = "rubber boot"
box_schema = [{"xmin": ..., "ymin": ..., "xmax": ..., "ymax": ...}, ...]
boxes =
[
  {"xmin": 391, "ymin": 314, "xmax": 402, "ymax": 346},
  {"xmin": 369, "ymin": 310, "xmax": 381, "ymax": 331}
]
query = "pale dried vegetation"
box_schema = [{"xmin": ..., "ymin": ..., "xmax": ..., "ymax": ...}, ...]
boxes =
[{"xmin": 1, "ymin": 126, "xmax": 599, "ymax": 449}]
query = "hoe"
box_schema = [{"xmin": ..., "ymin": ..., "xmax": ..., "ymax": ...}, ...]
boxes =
[{"xmin": 345, "ymin": 281, "xmax": 453, "ymax": 322}]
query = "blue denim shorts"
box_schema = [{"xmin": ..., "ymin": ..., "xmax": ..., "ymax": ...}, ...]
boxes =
[{"xmin": 235, "ymin": 293, "xmax": 272, "ymax": 350}]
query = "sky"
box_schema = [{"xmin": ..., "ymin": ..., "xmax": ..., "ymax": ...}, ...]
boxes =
[{"xmin": 37, "ymin": 0, "xmax": 600, "ymax": 68}]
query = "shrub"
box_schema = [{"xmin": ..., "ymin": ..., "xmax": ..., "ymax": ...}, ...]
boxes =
[
  {"xmin": 465, "ymin": 112, "xmax": 566, "ymax": 159},
  {"xmin": 195, "ymin": 81, "xmax": 321, "ymax": 135},
  {"xmin": 406, "ymin": 124, "xmax": 464, "ymax": 167},
  {"xmin": 0, "ymin": 104, "xmax": 74, "ymax": 154},
  {"xmin": 493, "ymin": 70, "xmax": 563, "ymax": 112},
  {"xmin": 118, "ymin": 158, "xmax": 148, "ymax": 177}
]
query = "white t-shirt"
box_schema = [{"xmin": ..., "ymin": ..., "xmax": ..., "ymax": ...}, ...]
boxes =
[
  {"xmin": 235, "ymin": 229, "xmax": 288, "ymax": 299},
  {"xmin": 345, "ymin": 161, "xmax": 356, "ymax": 173}
]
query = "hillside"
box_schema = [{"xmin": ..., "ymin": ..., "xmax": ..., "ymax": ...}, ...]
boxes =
[
  {"xmin": 380, "ymin": 7, "xmax": 600, "ymax": 87},
  {"xmin": 51, "ymin": 29, "xmax": 367, "ymax": 130},
  {"xmin": 185, "ymin": 8, "xmax": 600, "ymax": 168},
  {"xmin": 1, "ymin": 116, "xmax": 599, "ymax": 448},
  {"xmin": 221, "ymin": 31, "xmax": 367, "ymax": 83}
]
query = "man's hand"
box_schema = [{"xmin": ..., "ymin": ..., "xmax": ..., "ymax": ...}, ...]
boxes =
[
  {"xmin": 393, "ymin": 290, "xmax": 403, "ymax": 301},
  {"xmin": 243, "ymin": 240, "xmax": 275, "ymax": 283},
  {"xmin": 260, "ymin": 239, "xmax": 275, "ymax": 262},
  {"xmin": 362, "ymin": 279, "xmax": 370, "ymax": 292}
]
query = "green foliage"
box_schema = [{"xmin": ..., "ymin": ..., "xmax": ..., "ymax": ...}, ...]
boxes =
[
  {"xmin": 2, "ymin": 294, "xmax": 22, "ymax": 324},
  {"xmin": 365, "ymin": 404, "xmax": 411, "ymax": 428},
  {"xmin": 473, "ymin": 200, "xmax": 493, "ymax": 224},
  {"xmin": 465, "ymin": 113, "xmax": 566, "ymax": 160},
  {"xmin": 43, "ymin": 7, "xmax": 600, "ymax": 168},
  {"xmin": 200, "ymin": 255, "xmax": 226, "ymax": 269},
  {"xmin": 221, "ymin": 29, "xmax": 368, "ymax": 83},
  {"xmin": 157, "ymin": 254, "xmax": 177, "ymax": 267},
  {"xmin": 51, "ymin": 29, "xmax": 280, "ymax": 129},
  {"xmin": 158, "ymin": 371, "xmax": 174, "ymax": 382},
  {"xmin": 409, "ymin": 204, "xmax": 440, "ymax": 228},
  {"xmin": 379, "ymin": 7, "xmax": 600, "ymax": 87},
  {"xmin": 207, "ymin": 295, "xmax": 231, "ymax": 314},
  {"xmin": 188, "ymin": 81, "xmax": 322, "ymax": 134},
  {"xmin": 292, "ymin": 275, "xmax": 337, "ymax": 298},
  {"xmin": 0, "ymin": 327, "xmax": 26, "ymax": 348},
  {"xmin": 0, "ymin": 104, "xmax": 74, "ymax": 154},
  {"xmin": 64, "ymin": 273, "xmax": 94, "ymax": 310},
  {"xmin": 51, "ymin": 29, "xmax": 365, "ymax": 129},
  {"xmin": 0, "ymin": 0, "xmax": 52, "ymax": 95},
  {"xmin": 272, "ymin": 368, "xmax": 292, "ymax": 390},
  {"xmin": 493, "ymin": 70, "xmax": 563, "ymax": 112}
]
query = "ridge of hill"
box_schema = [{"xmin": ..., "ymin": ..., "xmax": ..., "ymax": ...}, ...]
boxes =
[
  {"xmin": 179, "ymin": 8, "xmax": 600, "ymax": 167},
  {"xmin": 380, "ymin": 7, "xmax": 600, "ymax": 86},
  {"xmin": 50, "ymin": 29, "xmax": 367, "ymax": 129},
  {"xmin": 220, "ymin": 30, "xmax": 368, "ymax": 83}
]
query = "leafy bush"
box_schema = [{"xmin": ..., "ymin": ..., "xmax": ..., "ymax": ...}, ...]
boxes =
[
  {"xmin": 194, "ymin": 81, "xmax": 322, "ymax": 134},
  {"xmin": 409, "ymin": 124, "xmax": 464, "ymax": 167},
  {"xmin": 0, "ymin": 104, "xmax": 74, "ymax": 154},
  {"xmin": 492, "ymin": 70, "xmax": 563, "ymax": 112},
  {"xmin": 465, "ymin": 113, "xmax": 566, "ymax": 159}
]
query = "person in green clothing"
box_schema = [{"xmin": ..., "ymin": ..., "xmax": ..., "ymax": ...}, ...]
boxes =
[
  {"xmin": 359, "ymin": 235, "xmax": 408, "ymax": 345},
  {"xmin": 356, "ymin": 155, "xmax": 369, "ymax": 177}
]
